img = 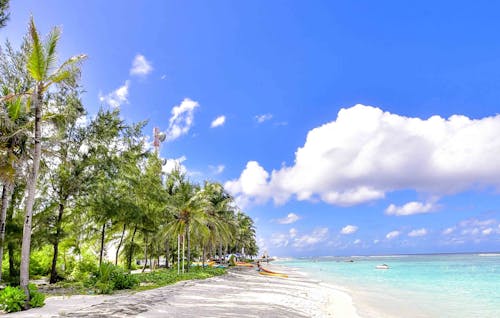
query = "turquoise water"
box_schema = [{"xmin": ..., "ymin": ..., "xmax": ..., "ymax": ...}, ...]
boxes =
[{"xmin": 280, "ymin": 254, "xmax": 500, "ymax": 318}]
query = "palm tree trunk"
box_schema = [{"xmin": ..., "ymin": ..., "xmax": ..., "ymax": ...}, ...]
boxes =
[
  {"xmin": 126, "ymin": 226, "xmax": 137, "ymax": 271},
  {"xmin": 20, "ymin": 86, "xmax": 43, "ymax": 306},
  {"xmin": 49, "ymin": 202, "xmax": 65, "ymax": 284},
  {"xmin": 0, "ymin": 182, "xmax": 13, "ymax": 282},
  {"xmin": 99, "ymin": 222, "xmax": 106, "ymax": 268},
  {"xmin": 115, "ymin": 223, "xmax": 126, "ymax": 265},
  {"xmin": 186, "ymin": 224, "xmax": 191, "ymax": 272},
  {"xmin": 164, "ymin": 239, "xmax": 170, "ymax": 268},
  {"xmin": 8, "ymin": 241, "xmax": 15, "ymax": 278}
]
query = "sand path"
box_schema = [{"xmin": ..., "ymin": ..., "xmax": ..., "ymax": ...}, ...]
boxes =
[{"xmin": 3, "ymin": 265, "xmax": 360, "ymax": 318}]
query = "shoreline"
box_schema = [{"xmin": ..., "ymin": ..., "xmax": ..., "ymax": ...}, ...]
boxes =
[{"xmin": 3, "ymin": 265, "xmax": 360, "ymax": 317}]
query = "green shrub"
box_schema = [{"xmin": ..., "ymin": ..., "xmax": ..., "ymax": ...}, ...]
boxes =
[
  {"xmin": 94, "ymin": 281, "xmax": 114, "ymax": 294},
  {"xmin": 28, "ymin": 284, "xmax": 45, "ymax": 308},
  {"xmin": 30, "ymin": 247, "xmax": 53, "ymax": 276},
  {"xmin": 0, "ymin": 286, "xmax": 26, "ymax": 313},
  {"xmin": 70, "ymin": 257, "xmax": 98, "ymax": 282},
  {"xmin": 87, "ymin": 263, "xmax": 138, "ymax": 294}
]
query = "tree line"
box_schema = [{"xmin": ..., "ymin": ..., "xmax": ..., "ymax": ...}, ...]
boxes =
[{"xmin": 0, "ymin": 16, "xmax": 257, "ymax": 308}]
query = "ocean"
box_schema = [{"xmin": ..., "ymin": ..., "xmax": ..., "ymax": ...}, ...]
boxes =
[{"xmin": 280, "ymin": 253, "xmax": 500, "ymax": 318}]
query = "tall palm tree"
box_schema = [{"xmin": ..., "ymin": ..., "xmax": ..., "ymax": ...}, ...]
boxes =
[
  {"xmin": 19, "ymin": 17, "xmax": 85, "ymax": 304},
  {"xmin": 165, "ymin": 169, "xmax": 209, "ymax": 272}
]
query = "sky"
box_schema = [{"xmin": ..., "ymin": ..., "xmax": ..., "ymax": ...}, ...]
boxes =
[{"xmin": 3, "ymin": 1, "xmax": 500, "ymax": 257}]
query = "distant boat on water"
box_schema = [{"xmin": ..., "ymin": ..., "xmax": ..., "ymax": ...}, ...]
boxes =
[{"xmin": 375, "ymin": 264, "xmax": 389, "ymax": 269}]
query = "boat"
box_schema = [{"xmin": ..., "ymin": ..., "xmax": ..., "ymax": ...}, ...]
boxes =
[
  {"xmin": 375, "ymin": 264, "xmax": 389, "ymax": 269},
  {"xmin": 236, "ymin": 262, "xmax": 254, "ymax": 267},
  {"xmin": 259, "ymin": 271, "xmax": 288, "ymax": 278}
]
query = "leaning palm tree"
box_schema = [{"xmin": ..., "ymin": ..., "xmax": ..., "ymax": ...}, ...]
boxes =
[{"xmin": 19, "ymin": 17, "xmax": 86, "ymax": 305}]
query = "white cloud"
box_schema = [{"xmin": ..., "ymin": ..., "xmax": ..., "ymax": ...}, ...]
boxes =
[
  {"xmin": 226, "ymin": 104, "xmax": 500, "ymax": 207},
  {"xmin": 385, "ymin": 201, "xmax": 437, "ymax": 216},
  {"xmin": 482, "ymin": 228, "xmax": 493, "ymax": 235},
  {"xmin": 293, "ymin": 228, "xmax": 329, "ymax": 248},
  {"xmin": 165, "ymin": 98, "xmax": 199, "ymax": 142},
  {"xmin": 340, "ymin": 225, "xmax": 358, "ymax": 235},
  {"xmin": 162, "ymin": 156, "xmax": 187, "ymax": 175},
  {"xmin": 353, "ymin": 239, "xmax": 361, "ymax": 244},
  {"xmin": 160, "ymin": 74, "xmax": 167, "ymax": 80},
  {"xmin": 276, "ymin": 213, "xmax": 300, "ymax": 224},
  {"xmin": 442, "ymin": 227, "xmax": 455, "ymax": 235},
  {"xmin": 289, "ymin": 228, "xmax": 297, "ymax": 238},
  {"xmin": 209, "ymin": 164, "xmax": 225, "ymax": 175},
  {"xmin": 211, "ymin": 115, "xmax": 226, "ymax": 128},
  {"xmin": 255, "ymin": 113, "xmax": 273, "ymax": 123},
  {"xmin": 99, "ymin": 81, "xmax": 130, "ymax": 108},
  {"xmin": 386, "ymin": 230, "xmax": 400, "ymax": 240},
  {"xmin": 130, "ymin": 54, "xmax": 153, "ymax": 76},
  {"xmin": 373, "ymin": 239, "xmax": 380, "ymax": 244},
  {"xmin": 408, "ymin": 228, "xmax": 428, "ymax": 237}
]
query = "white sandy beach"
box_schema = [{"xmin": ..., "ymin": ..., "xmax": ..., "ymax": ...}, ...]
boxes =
[{"xmin": 3, "ymin": 264, "xmax": 360, "ymax": 317}]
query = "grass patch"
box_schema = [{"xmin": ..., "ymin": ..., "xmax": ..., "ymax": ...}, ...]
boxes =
[{"xmin": 132, "ymin": 266, "xmax": 226, "ymax": 291}]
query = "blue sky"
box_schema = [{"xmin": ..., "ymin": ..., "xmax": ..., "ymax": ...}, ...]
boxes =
[{"xmin": 4, "ymin": 1, "xmax": 500, "ymax": 256}]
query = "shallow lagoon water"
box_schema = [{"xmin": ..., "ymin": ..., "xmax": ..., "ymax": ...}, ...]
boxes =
[{"xmin": 281, "ymin": 253, "xmax": 500, "ymax": 318}]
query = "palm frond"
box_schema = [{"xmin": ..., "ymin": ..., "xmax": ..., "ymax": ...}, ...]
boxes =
[
  {"xmin": 44, "ymin": 26, "xmax": 61, "ymax": 74},
  {"xmin": 27, "ymin": 16, "xmax": 45, "ymax": 81}
]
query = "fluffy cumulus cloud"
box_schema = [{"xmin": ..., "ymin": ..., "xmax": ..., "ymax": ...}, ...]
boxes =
[
  {"xmin": 340, "ymin": 225, "xmax": 358, "ymax": 235},
  {"xmin": 255, "ymin": 113, "xmax": 273, "ymax": 123},
  {"xmin": 130, "ymin": 54, "xmax": 153, "ymax": 76},
  {"xmin": 226, "ymin": 104, "xmax": 500, "ymax": 207},
  {"xmin": 99, "ymin": 81, "xmax": 130, "ymax": 108},
  {"xmin": 210, "ymin": 115, "xmax": 226, "ymax": 128},
  {"xmin": 385, "ymin": 201, "xmax": 437, "ymax": 216},
  {"xmin": 162, "ymin": 156, "xmax": 188, "ymax": 175},
  {"xmin": 386, "ymin": 230, "xmax": 400, "ymax": 240},
  {"xmin": 408, "ymin": 228, "xmax": 428, "ymax": 237},
  {"xmin": 276, "ymin": 213, "xmax": 300, "ymax": 224},
  {"xmin": 165, "ymin": 98, "xmax": 199, "ymax": 142},
  {"xmin": 289, "ymin": 228, "xmax": 297, "ymax": 238}
]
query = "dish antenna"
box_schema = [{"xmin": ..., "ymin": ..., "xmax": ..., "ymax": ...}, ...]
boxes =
[{"xmin": 153, "ymin": 127, "xmax": 166, "ymax": 153}]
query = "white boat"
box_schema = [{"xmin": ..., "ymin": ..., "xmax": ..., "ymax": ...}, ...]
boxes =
[{"xmin": 375, "ymin": 264, "xmax": 389, "ymax": 269}]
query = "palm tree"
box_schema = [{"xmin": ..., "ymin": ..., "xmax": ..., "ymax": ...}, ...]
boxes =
[
  {"xmin": 165, "ymin": 169, "xmax": 209, "ymax": 272},
  {"xmin": 202, "ymin": 181, "xmax": 235, "ymax": 263},
  {"xmin": 19, "ymin": 17, "xmax": 86, "ymax": 304}
]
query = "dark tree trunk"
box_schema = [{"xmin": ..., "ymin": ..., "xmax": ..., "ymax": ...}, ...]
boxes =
[
  {"xmin": 164, "ymin": 239, "xmax": 170, "ymax": 268},
  {"xmin": 115, "ymin": 223, "xmax": 126, "ymax": 265},
  {"xmin": 219, "ymin": 242, "xmax": 223, "ymax": 264},
  {"xmin": 8, "ymin": 241, "xmax": 15, "ymax": 278},
  {"xmin": 50, "ymin": 202, "xmax": 65, "ymax": 284},
  {"xmin": 202, "ymin": 245, "xmax": 206, "ymax": 268},
  {"xmin": 99, "ymin": 222, "xmax": 106, "ymax": 268},
  {"xmin": 0, "ymin": 183, "xmax": 13, "ymax": 282},
  {"xmin": 126, "ymin": 226, "xmax": 138, "ymax": 271},
  {"xmin": 142, "ymin": 235, "xmax": 148, "ymax": 273}
]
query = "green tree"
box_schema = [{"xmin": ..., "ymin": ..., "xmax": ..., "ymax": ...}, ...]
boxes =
[
  {"xmin": 20, "ymin": 17, "xmax": 86, "ymax": 304},
  {"xmin": 0, "ymin": 0, "xmax": 10, "ymax": 28}
]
